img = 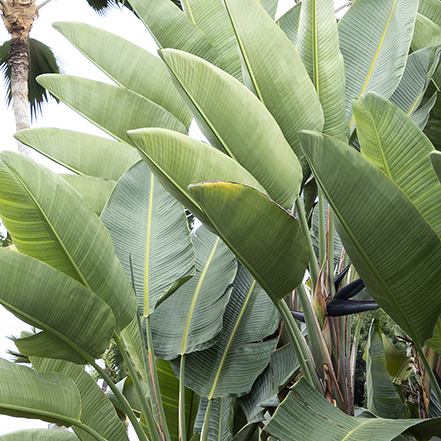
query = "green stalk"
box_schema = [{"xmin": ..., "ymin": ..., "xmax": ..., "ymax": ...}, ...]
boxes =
[
  {"xmin": 415, "ymin": 340, "xmax": 441, "ymax": 405},
  {"xmin": 113, "ymin": 332, "xmax": 161, "ymax": 441},
  {"xmin": 145, "ymin": 315, "xmax": 171, "ymax": 441},
  {"xmin": 318, "ymin": 189, "xmax": 326, "ymax": 269},
  {"xmin": 276, "ymin": 299, "xmax": 322, "ymax": 392},
  {"xmin": 295, "ymin": 197, "xmax": 319, "ymax": 290},
  {"xmin": 200, "ymin": 398, "xmax": 213, "ymax": 441},
  {"xmin": 328, "ymin": 206, "xmax": 335, "ymax": 297},
  {"xmin": 91, "ymin": 357, "xmax": 150, "ymax": 441},
  {"xmin": 179, "ymin": 355, "xmax": 187, "ymax": 441}
]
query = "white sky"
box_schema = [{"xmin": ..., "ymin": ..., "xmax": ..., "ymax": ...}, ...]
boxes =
[{"xmin": 0, "ymin": 0, "xmax": 347, "ymax": 437}]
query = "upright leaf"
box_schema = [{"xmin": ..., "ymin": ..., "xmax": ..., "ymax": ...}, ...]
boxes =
[
  {"xmin": 194, "ymin": 397, "xmax": 232, "ymax": 441},
  {"xmin": 276, "ymin": 3, "xmax": 302, "ymax": 47},
  {"xmin": 160, "ymin": 48, "xmax": 303, "ymax": 208},
  {"xmin": 0, "ymin": 152, "xmax": 136, "ymax": 332},
  {"xmin": 339, "ymin": 0, "xmax": 419, "ymax": 123},
  {"xmin": 223, "ymin": 0, "xmax": 324, "ymax": 157},
  {"xmin": 297, "ymin": 0, "xmax": 349, "ymax": 141},
  {"xmin": 53, "ymin": 22, "xmax": 193, "ymax": 129},
  {"xmin": 299, "ymin": 130, "xmax": 441, "ymax": 347},
  {"xmin": 151, "ymin": 227, "xmax": 236, "ymax": 359},
  {"xmin": 101, "ymin": 160, "xmax": 195, "ymax": 316},
  {"xmin": 173, "ymin": 264, "xmax": 279, "ymax": 399}
]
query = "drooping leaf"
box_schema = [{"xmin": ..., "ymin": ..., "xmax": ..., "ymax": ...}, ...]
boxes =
[
  {"xmin": 189, "ymin": 182, "xmax": 309, "ymax": 303},
  {"xmin": 264, "ymin": 378, "xmax": 441, "ymax": 441},
  {"xmin": 223, "ymin": 0, "xmax": 324, "ymax": 157},
  {"xmin": 101, "ymin": 160, "xmax": 195, "ymax": 316},
  {"xmin": 365, "ymin": 320, "xmax": 405, "ymax": 419},
  {"xmin": 37, "ymin": 74, "xmax": 186, "ymax": 145},
  {"xmin": 0, "ymin": 151, "xmax": 136, "ymax": 333},
  {"xmin": 53, "ymin": 22, "xmax": 193, "ymax": 129},
  {"xmin": 151, "ymin": 226, "xmax": 236, "ymax": 359},
  {"xmin": 173, "ymin": 264, "xmax": 279, "ymax": 398},
  {"xmin": 0, "ymin": 430, "xmax": 79, "ymax": 441},
  {"xmin": 299, "ymin": 130, "xmax": 441, "ymax": 347},
  {"xmin": 60, "ymin": 174, "xmax": 116, "ymax": 216},
  {"xmin": 0, "ymin": 248, "xmax": 114, "ymax": 363},
  {"xmin": 159, "ymin": 49, "xmax": 303, "ymax": 209},
  {"xmin": 32, "ymin": 357, "xmax": 129, "ymax": 441},
  {"xmin": 339, "ymin": 0, "xmax": 419, "ymax": 123},
  {"xmin": 297, "ymin": 0, "xmax": 349, "ymax": 141},
  {"xmin": 128, "ymin": 128, "xmax": 266, "ymax": 230},
  {"xmin": 276, "ymin": 2, "xmax": 301, "ymax": 47},
  {"xmin": 15, "ymin": 128, "xmax": 140, "ymax": 181}
]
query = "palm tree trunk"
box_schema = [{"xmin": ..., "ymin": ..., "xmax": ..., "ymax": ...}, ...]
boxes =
[{"xmin": 1, "ymin": 0, "xmax": 38, "ymax": 155}]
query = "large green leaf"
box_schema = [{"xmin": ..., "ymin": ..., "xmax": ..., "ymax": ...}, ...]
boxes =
[
  {"xmin": 339, "ymin": 0, "xmax": 419, "ymax": 123},
  {"xmin": 173, "ymin": 264, "xmax": 279, "ymax": 398},
  {"xmin": 223, "ymin": 0, "xmax": 324, "ymax": 157},
  {"xmin": 179, "ymin": 0, "xmax": 242, "ymax": 81},
  {"xmin": 299, "ymin": 130, "xmax": 441, "ymax": 347},
  {"xmin": 276, "ymin": 3, "xmax": 301, "ymax": 47},
  {"xmin": 0, "ymin": 151, "xmax": 136, "ymax": 333},
  {"xmin": 61, "ymin": 174, "xmax": 116, "ymax": 216},
  {"xmin": 194, "ymin": 397, "xmax": 232, "ymax": 441},
  {"xmin": 412, "ymin": 13, "xmax": 441, "ymax": 51},
  {"xmin": 297, "ymin": 0, "xmax": 349, "ymax": 141},
  {"xmin": 264, "ymin": 378, "xmax": 441, "ymax": 440},
  {"xmin": 101, "ymin": 160, "xmax": 195, "ymax": 316},
  {"xmin": 0, "ymin": 430, "xmax": 78, "ymax": 440},
  {"xmin": 365, "ymin": 320, "xmax": 405, "ymax": 419},
  {"xmin": 32, "ymin": 358, "xmax": 129, "ymax": 441},
  {"xmin": 15, "ymin": 128, "xmax": 140, "ymax": 181},
  {"xmin": 354, "ymin": 92, "xmax": 441, "ymax": 238},
  {"xmin": 128, "ymin": 128, "xmax": 266, "ymax": 229},
  {"xmin": 151, "ymin": 226, "xmax": 236, "ymax": 359},
  {"xmin": 159, "ymin": 49, "xmax": 303, "ymax": 209},
  {"xmin": 189, "ymin": 182, "xmax": 309, "ymax": 303},
  {"xmin": 0, "ymin": 248, "xmax": 114, "ymax": 363},
  {"xmin": 37, "ymin": 75, "xmax": 186, "ymax": 145},
  {"xmin": 53, "ymin": 22, "xmax": 192, "ymax": 129},
  {"xmin": 0, "ymin": 358, "xmax": 80, "ymax": 427},
  {"xmin": 128, "ymin": 0, "xmax": 219, "ymax": 64}
]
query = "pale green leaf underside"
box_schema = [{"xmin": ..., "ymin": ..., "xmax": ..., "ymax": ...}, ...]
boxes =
[
  {"xmin": 0, "ymin": 151, "xmax": 136, "ymax": 333},
  {"xmin": 411, "ymin": 13, "xmax": 441, "ymax": 51},
  {"xmin": 151, "ymin": 226, "xmax": 236, "ymax": 359},
  {"xmin": 299, "ymin": 131, "xmax": 441, "ymax": 346},
  {"xmin": 37, "ymin": 74, "xmax": 186, "ymax": 146},
  {"xmin": 15, "ymin": 128, "xmax": 140, "ymax": 181},
  {"xmin": 100, "ymin": 160, "xmax": 195, "ymax": 316},
  {"xmin": 160, "ymin": 49, "xmax": 303, "ymax": 209},
  {"xmin": 189, "ymin": 182, "xmax": 309, "ymax": 303},
  {"xmin": 53, "ymin": 21, "xmax": 192, "ymax": 129}
]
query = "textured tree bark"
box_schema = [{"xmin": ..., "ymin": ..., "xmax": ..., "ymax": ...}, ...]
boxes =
[{"xmin": 1, "ymin": 0, "xmax": 39, "ymax": 155}]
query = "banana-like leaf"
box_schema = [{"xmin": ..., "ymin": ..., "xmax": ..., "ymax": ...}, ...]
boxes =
[
  {"xmin": 128, "ymin": 0, "xmax": 219, "ymax": 64},
  {"xmin": 151, "ymin": 226, "xmax": 236, "ymax": 359},
  {"xmin": 179, "ymin": 0, "xmax": 242, "ymax": 81},
  {"xmin": 173, "ymin": 264, "xmax": 279, "ymax": 398},
  {"xmin": 0, "ymin": 358, "xmax": 80, "ymax": 427},
  {"xmin": 260, "ymin": 0, "xmax": 278, "ymax": 19},
  {"xmin": 14, "ymin": 128, "xmax": 140, "ymax": 181},
  {"xmin": 128, "ymin": 128, "xmax": 266, "ymax": 230},
  {"xmin": 0, "ymin": 248, "xmax": 114, "ymax": 363},
  {"xmin": 0, "ymin": 430, "xmax": 79, "ymax": 440},
  {"xmin": 365, "ymin": 320, "xmax": 405, "ymax": 419},
  {"xmin": 194, "ymin": 397, "xmax": 232, "ymax": 441},
  {"xmin": 223, "ymin": 0, "xmax": 323, "ymax": 158},
  {"xmin": 354, "ymin": 92, "xmax": 441, "ymax": 238},
  {"xmin": 419, "ymin": 0, "xmax": 441, "ymax": 23},
  {"xmin": 381, "ymin": 334, "xmax": 412, "ymax": 380},
  {"xmin": 264, "ymin": 378, "xmax": 441, "ymax": 440},
  {"xmin": 159, "ymin": 49, "xmax": 303, "ymax": 209},
  {"xmin": 37, "ymin": 75, "xmax": 186, "ymax": 145},
  {"xmin": 0, "ymin": 151, "xmax": 137, "ymax": 333},
  {"xmin": 60, "ymin": 174, "xmax": 115, "ymax": 216},
  {"xmin": 32, "ymin": 357, "xmax": 129, "ymax": 441},
  {"xmin": 299, "ymin": 131, "xmax": 441, "ymax": 347},
  {"xmin": 189, "ymin": 182, "xmax": 309, "ymax": 303},
  {"xmin": 53, "ymin": 22, "xmax": 192, "ymax": 129},
  {"xmin": 430, "ymin": 150, "xmax": 441, "ymax": 181},
  {"xmin": 412, "ymin": 13, "xmax": 441, "ymax": 51},
  {"xmin": 339, "ymin": 0, "xmax": 419, "ymax": 123},
  {"xmin": 101, "ymin": 160, "xmax": 195, "ymax": 316},
  {"xmin": 276, "ymin": 2, "xmax": 301, "ymax": 47},
  {"xmin": 390, "ymin": 46, "xmax": 441, "ymax": 127},
  {"xmin": 297, "ymin": 0, "xmax": 349, "ymax": 141}
]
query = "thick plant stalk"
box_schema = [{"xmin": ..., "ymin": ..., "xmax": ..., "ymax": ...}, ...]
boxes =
[
  {"xmin": 415, "ymin": 340, "xmax": 441, "ymax": 406},
  {"xmin": 318, "ymin": 189, "xmax": 326, "ymax": 269},
  {"xmin": 200, "ymin": 398, "xmax": 213, "ymax": 441}
]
